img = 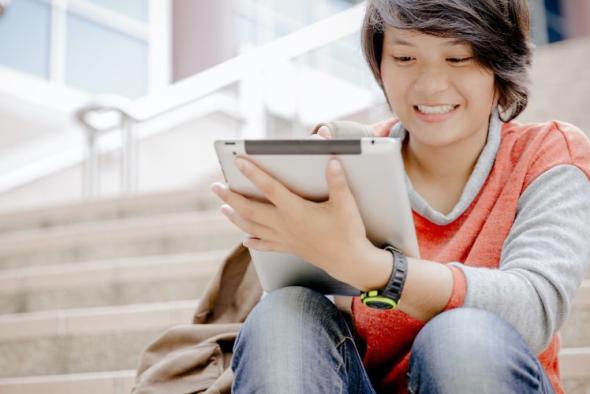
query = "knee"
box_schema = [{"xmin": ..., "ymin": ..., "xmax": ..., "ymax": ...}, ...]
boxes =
[
  {"xmin": 234, "ymin": 286, "xmax": 341, "ymax": 352},
  {"xmin": 231, "ymin": 286, "xmax": 347, "ymax": 389},
  {"xmin": 409, "ymin": 308, "xmax": 528, "ymax": 387},
  {"xmin": 242, "ymin": 286, "xmax": 336, "ymax": 331}
]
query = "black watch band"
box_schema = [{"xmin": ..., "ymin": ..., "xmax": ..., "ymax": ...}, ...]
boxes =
[
  {"xmin": 381, "ymin": 245, "xmax": 408, "ymax": 303},
  {"xmin": 360, "ymin": 245, "xmax": 409, "ymax": 310}
]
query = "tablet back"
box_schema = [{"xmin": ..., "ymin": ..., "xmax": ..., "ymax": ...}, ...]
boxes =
[{"xmin": 215, "ymin": 138, "xmax": 418, "ymax": 295}]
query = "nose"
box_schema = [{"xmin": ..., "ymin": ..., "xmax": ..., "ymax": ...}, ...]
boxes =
[{"xmin": 413, "ymin": 66, "xmax": 450, "ymax": 95}]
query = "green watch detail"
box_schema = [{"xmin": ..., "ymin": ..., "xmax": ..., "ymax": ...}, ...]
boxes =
[
  {"xmin": 360, "ymin": 245, "xmax": 408, "ymax": 310},
  {"xmin": 360, "ymin": 290, "xmax": 398, "ymax": 309}
]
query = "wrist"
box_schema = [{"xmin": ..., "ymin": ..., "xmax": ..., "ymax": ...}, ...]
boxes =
[{"xmin": 350, "ymin": 243, "xmax": 393, "ymax": 292}]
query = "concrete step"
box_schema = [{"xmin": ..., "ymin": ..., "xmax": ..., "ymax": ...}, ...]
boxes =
[
  {"xmin": 0, "ymin": 370, "xmax": 135, "ymax": 394},
  {"xmin": 0, "ymin": 251, "xmax": 225, "ymax": 313},
  {"xmin": 0, "ymin": 187, "xmax": 221, "ymax": 234},
  {"xmin": 561, "ymin": 348, "xmax": 590, "ymax": 394},
  {"xmin": 0, "ymin": 210, "xmax": 243, "ymax": 270},
  {"xmin": 0, "ymin": 287, "xmax": 587, "ymax": 378},
  {"xmin": 0, "ymin": 350, "xmax": 588, "ymax": 394},
  {"xmin": 0, "ymin": 300, "xmax": 199, "ymax": 377}
]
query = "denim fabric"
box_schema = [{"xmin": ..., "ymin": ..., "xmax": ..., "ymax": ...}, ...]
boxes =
[
  {"xmin": 408, "ymin": 308, "xmax": 555, "ymax": 394},
  {"xmin": 231, "ymin": 286, "xmax": 554, "ymax": 394},
  {"xmin": 231, "ymin": 286, "xmax": 375, "ymax": 394}
]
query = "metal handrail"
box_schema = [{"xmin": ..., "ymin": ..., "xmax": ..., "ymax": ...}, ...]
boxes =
[{"xmin": 75, "ymin": 2, "xmax": 366, "ymax": 197}]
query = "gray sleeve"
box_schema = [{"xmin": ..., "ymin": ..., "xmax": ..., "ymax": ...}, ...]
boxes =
[{"xmin": 450, "ymin": 164, "xmax": 590, "ymax": 354}]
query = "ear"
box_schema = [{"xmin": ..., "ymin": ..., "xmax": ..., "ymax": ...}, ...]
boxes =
[{"xmin": 492, "ymin": 82, "xmax": 500, "ymax": 108}]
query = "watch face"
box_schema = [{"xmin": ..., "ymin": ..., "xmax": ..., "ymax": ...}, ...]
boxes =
[
  {"xmin": 367, "ymin": 300, "xmax": 394, "ymax": 310},
  {"xmin": 363, "ymin": 297, "xmax": 397, "ymax": 310}
]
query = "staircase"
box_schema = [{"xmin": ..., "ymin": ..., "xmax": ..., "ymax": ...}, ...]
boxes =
[{"xmin": 0, "ymin": 189, "xmax": 588, "ymax": 394}]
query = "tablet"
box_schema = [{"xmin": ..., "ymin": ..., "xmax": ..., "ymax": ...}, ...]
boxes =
[{"xmin": 214, "ymin": 138, "xmax": 419, "ymax": 295}]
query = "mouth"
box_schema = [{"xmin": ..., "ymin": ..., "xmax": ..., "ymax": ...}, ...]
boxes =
[
  {"xmin": 413, "ymin": 104, "xmax": 460, "ymax": 122},
  {"xmin": 414, "ymin": 104, "xmax": 460, "ymax": 114}
]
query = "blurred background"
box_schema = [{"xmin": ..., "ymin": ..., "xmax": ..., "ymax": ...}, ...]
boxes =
[
  {"xmin": 0, "ymin": 0, "xmax": 588, "ymax": 209},
  {"xmin": 0, "ymin": 2, "xmax": 589, "ymax": 393}
]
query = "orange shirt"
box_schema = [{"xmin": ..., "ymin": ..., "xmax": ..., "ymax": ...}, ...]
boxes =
[{"xmin": 352, "ymin": 120, "xmax": 590, "ymax": 393}]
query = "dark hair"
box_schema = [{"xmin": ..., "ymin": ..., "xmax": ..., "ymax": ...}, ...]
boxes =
[{"xmin": 361, "ymin": 0, "xmax": 533, "ymax": 122}]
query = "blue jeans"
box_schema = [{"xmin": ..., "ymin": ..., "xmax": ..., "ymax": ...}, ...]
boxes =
[{"xmin": 231, "ymin": 286, "xmax": 554, "ymax": 393}]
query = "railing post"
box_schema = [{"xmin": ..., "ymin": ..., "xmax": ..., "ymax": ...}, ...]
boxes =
[
  {"xmin": 120, "ymin": 116, "xmax": 138, "ymax": 194},
  {"xmin": 76, "ymin": 96, "xmax": 140, "ymax": 198},
  {"xmin": 83, "ymin": 129, "xmax": 99, "ymax": 198}
]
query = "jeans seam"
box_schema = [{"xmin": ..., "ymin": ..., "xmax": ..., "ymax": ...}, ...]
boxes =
[{"xmin": 334, "ymin": 336, "xmax": 351, "ymax": 372}]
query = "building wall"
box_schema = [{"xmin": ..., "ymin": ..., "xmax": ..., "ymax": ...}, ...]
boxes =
[
  {"xmin": 172, "ymin": 0, "xmax": 234, "ymax": 82},
  {"xmin": 563, "ymin": 0, "xmax": 590, "ymax": 38}
]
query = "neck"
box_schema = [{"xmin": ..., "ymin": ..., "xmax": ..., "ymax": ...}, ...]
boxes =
[{"xmin": 403, "ymin": 120, "xmax": 490, "ymax": 185}]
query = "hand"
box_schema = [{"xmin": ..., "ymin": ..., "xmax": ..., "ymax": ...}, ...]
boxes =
[
  {"xmin": 310, "ymin": 118, "xmax": 398, "ymax": 140},
  {"xmin": 309, "ymin": 125, "xmax": 332, "ymax": 140},
  {"xmin": 210, "ymin": 157, "xmax": 375, "ymax": 286},
  {"xmin": 369, "ymin": 118, "xmax": 398, "ymax": 137}
]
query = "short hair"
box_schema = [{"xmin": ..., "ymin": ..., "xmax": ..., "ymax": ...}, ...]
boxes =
[{"xmin": 361, "ymin": 0, "xmax": 533, "ymax": 122}]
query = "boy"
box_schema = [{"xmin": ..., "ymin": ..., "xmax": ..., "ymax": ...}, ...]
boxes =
[{"xmin": 215, "ymin": 1, "xmax": 590, "ymax": 392}]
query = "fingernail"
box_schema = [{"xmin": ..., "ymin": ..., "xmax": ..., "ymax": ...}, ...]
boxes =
[
  {"xmin": 220, "ymin": 204, "xmax": 232, "ymax": 216},
  {"xmin": 329, "ymin": 159, "xmax": 341, "ymax": 173},
  {"xmin": 210, "ymin": 183, "xmax": 224, "ymax": 194}
]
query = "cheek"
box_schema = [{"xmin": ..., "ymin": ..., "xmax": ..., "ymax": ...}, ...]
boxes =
[
  {"xmin": 459, "ymin": 71, "xmax": 496, "ymax": 107},
  {"xmin": 380, "ymin": 68, "xmax": 410, "ymax": 109}
]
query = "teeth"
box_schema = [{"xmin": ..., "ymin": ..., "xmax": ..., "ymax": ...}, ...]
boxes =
[{"xmin": 417, "ymin": 104, "xmax": 457, "ymax": 114}]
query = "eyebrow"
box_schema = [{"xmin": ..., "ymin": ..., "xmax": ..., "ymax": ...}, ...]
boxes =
[{"xmin": 391, "ymin": 38, "xmax": 468, "ymax": 47}]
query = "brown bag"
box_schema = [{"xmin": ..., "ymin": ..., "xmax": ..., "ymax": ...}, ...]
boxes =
[{"xmin": 132, "ymin": 244, "xmax": 260, "ymax": 394}]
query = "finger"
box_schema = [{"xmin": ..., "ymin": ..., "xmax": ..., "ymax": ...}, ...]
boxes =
[
  {"xmin": 370, "ymin": 118, "xmax": 397, "ymax": 137},
  {"xmin": 309, "ymin": 134, "xmax": 326, "ymax": 140},
  {"xmin": 242, "ymin": 236, "xmax": 286, "ymax": 252},
  {"xmin": 211, "ymin": 182, "xmax": 278, "ymax": 226},
  {"xmin": 317, "ymin": 126, "xmax": 332, "ymax": 139},
  {"xmin": 220, "ymin": 205, "xmax": 277, "ymax": 240},
  {"xmin": 325, "ymin": 158, "xmax": 356, "ymax": 209},
  {"xmin": 234, "ymin": 158, "xmax": 296, "ymax": 208}
]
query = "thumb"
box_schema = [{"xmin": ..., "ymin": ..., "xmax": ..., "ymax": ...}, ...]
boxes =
[
  {"xmin": 317, "ymin": 126, "xmax": 332, "ymax": 139},
  {"xmin": 326, "ymin": 159, "xmax": 354, "ymax": 208},
  {"xmin": 370, "ymin": 118, "xmax": 397, "ymax": 137}
]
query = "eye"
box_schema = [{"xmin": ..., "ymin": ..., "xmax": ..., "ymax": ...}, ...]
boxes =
[
  {"xmin": 447, "ymin": 57, "xmax": 473, "ymax": 64},
  {"xmin": 393, "ymin": 56, "xmax": 414, "ymax": 63}
]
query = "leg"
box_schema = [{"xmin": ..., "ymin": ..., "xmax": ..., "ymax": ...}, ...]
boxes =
[
  {"xmin": 231, "ymin": 286, "xmax": 375, "ymax": 394},
  {"xmin": 408, "ymin": 308, "xmax": 555, "ymax": 394}
]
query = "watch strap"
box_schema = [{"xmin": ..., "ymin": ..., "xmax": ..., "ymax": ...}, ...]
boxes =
[{"xmin": 381, "ymin": 245, "xmax": 408, "ymax": 303}]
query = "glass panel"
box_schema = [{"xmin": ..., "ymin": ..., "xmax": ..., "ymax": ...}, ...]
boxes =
[
  {"xmin": 301, "ymin": 33, "xmax": 372, "ymax": 88},
  {"xmin": 65, "ymin": 13, "xmax": 148, "ymax": 98},
  {"xmin": 234, "ymin": 15, "xmax": 257, "ymax": 51},
  {"xmin": 0, "ymin": 0, "xmax": 50, "ymax": 78},
  {"xmin": 85, "ymin": 0, "xmax": 148, "ymax": 22},
  {"xmin": 233, "ymin": 0, "xmax": 362, "ymax": 48}
]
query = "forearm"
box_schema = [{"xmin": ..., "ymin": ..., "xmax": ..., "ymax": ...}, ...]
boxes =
[
  {"xmin": 349, "ymin": 245, "xmax": 453, "ymax": 322},
  {"xmin": 400, "ymin": 257, "xmax": 453, "ymax": 321}
]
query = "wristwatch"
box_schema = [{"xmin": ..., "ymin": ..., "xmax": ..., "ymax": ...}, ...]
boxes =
[{"xmin": 360, "ymin": 245, "xmax": 408, "ymax": 310}]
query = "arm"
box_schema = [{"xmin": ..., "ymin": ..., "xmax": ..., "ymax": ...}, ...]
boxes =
[
  {"xmin": 451, "ymin": 165, "xmax": 590, "ymax": 352},
  {"xmin": 345, "ymin": 246, "xmax": 454, "ymax": 322},
  {"xmin": 212, "ymin": 148, "xmax": 589, "ymax": 353},
  {"xmin": 353, "ymin": 164, "xmax": 590, "ymax": 352}
]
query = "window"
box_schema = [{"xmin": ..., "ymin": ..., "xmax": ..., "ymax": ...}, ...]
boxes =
[
  {"xmin": 85, "ymin": 0, "xmax": 148, "ymax": 22},
  {"xmin": 0, "ymin": 0, "xmax": 168, "ymax": 98},
  {"xmin": 65, "ymin": 12, "xmax": 148, "ymax": 98},
  {"xmin": 0, "ymin": 0, "xmax": 51, "ymax": 78}
]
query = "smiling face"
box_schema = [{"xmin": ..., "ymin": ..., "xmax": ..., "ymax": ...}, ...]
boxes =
[{"xmin": 380, "ymin": 27, "xmax": 497, "ymax": 149}]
